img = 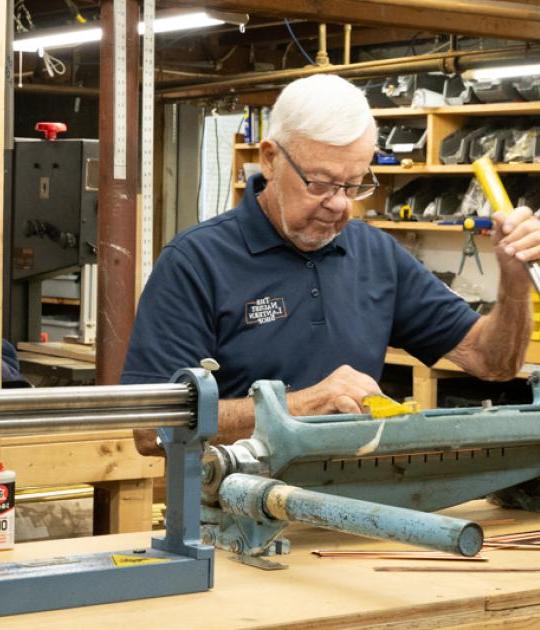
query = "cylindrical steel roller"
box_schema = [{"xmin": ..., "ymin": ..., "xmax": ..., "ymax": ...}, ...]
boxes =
[
  {"xmin": 0, "ymin": 410, "xmax": 193, "ymax": 436},
  {"xmin": 0, "ymin": 383, "xmax": 195, "ymax": 435},
  {"xmin": 0, "ymin": 383, "xmax": 192, "ymax": 413},
  {"xmin": 219, "ymin": 473, "xmax": 483, "ymax": 557}
]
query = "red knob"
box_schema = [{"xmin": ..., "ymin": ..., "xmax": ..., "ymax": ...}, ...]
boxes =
[{"xmin": 35, "ymin": 122, "xmax": 67, "ymax": 141}]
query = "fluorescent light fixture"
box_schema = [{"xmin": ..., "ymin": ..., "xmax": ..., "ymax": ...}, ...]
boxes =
[
  {"xmin": 13, "ymin": 12, "xmax": 226, "ymax": 53},
  {"xmin": 464, "ymin": 63, "xmax": 540, "ymax": 81},
  {"xmin": 139, "ymin": 12, "xmax": 224, "ymax": 35},
  {"xmin": 14, "ymin": 27, "xmax": 102, "ymax": 52}
]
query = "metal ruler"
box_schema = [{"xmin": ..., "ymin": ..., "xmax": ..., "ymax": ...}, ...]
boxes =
[
  {"xmin": 113, "ymin": 0, "xmax": 127, "ymax": 180},
  {"xmin": 141, "ymin": 0, "xmax": 155, "ymax": 285}
]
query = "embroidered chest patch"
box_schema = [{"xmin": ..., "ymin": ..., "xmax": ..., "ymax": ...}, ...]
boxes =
[{"xmin": 245, "ymin": 296, "xmax": 288, "ymax": 325}]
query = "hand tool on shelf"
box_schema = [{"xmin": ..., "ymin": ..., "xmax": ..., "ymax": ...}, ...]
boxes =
[
  {"xmin": 473, "ymin": 155, "xmax": 540, "ymax": 292},
  {"xmin": 457, "ymin": 216, "xmax": 493, "ymax": 275}
]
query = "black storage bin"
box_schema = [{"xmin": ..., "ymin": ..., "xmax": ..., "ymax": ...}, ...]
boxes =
[
  {"xmin": 503, "ymin": 125, "xmax": 540, "ymax": 163},
  {"xmin": 361, "ymin": 79, "xmax": 395, "ymax": 108},
  {"xmin": 469, "ymin": 78, "xmax": 521, "ymax": 103},
  {"xmin": 468, "ymin": 127, "xmax": 512, "ymax": 162},
  {"xmin": 386, "ymin": 125, "xmax": 427, "ymax": 162},
  {"xmin": 512, "ymin": 76, "xmax": 540, "ymax": 102},
  {"xmin": 434, "ymin": 178, "xmax": 470, "ymax": 218},
  {"xmin": 385, "ymin": 178, "xmax": 443, "ymax": 220},
  {"xmin": 440, "ymin": 127, "xmax": 489, "ymax": 164},
  {"xmin": 518, "ymin": 175, "xmax": 540, "ymax": 211},
  {"xmin": 443, "ymin": 75, "xmax": 479, "ymax": 106},
  {"xmin": 382, "ymin": 73, "xmax": 446, "ymax": 107}
]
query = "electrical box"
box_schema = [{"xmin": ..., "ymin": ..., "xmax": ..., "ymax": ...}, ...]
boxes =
[{"xmin": 12, "ymin": 138, "xmax": 98, "ymax": 281}]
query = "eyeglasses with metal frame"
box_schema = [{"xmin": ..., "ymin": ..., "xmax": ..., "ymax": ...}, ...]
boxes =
[{"xmin": 275, "ymin": 141, "xmax": 379, "ymax": 201}]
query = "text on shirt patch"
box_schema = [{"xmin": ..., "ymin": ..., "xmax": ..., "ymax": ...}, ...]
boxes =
[{"xmin": 245, "ymin": 296, "xmax": 288, "ymax": 325}]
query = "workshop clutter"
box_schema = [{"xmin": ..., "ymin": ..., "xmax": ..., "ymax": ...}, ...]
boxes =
[
  {"xmin": 361, "ymin": 72, "xmax": 540, "ymax": 110},
  {"xmin": 377, "ymin": 120, "xmax": 540, "ymax": 167},
  {"xmin": 385, "ymin": 174, "xmax": 540, "ymax": 222},
  {"xmin": 242, "ymin": 106, "xmax": 271, "ymax": 144},
  {"xmin": 440, "ymin": 120, "xmax": 540, "ymax": 164}
]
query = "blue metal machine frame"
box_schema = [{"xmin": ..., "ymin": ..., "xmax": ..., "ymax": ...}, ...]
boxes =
[{"xmin": 202, "ymin": 377, "xmax": 540, "ymax": 562}]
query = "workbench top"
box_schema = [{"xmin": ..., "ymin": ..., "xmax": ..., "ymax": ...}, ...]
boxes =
[{"xmin": 3, "ymin": 500, "xmax": 540, "ymax": 629}]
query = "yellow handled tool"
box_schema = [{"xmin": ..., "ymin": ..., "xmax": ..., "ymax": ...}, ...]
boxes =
[
  {"xmin": 472, "ymin": 156, "xmax": 540, "ymax": 293},
  {"xmin": 363, "ymin": 394, "xmax": 418, "ymax": 419}
]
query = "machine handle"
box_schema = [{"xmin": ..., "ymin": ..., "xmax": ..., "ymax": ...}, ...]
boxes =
[{"xmin": 219, "ymin": 473, "xmax": 484, "ymax": 557}]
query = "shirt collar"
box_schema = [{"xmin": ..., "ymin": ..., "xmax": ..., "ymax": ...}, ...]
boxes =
[{"xmin": 236, "ymin": 173, "xmax": 347, "ymax": 256}]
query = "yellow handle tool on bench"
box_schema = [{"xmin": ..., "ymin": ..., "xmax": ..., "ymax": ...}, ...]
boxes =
[{"xmin": 472, "ymin": 155, "xmax": 540, "ymax": 293}]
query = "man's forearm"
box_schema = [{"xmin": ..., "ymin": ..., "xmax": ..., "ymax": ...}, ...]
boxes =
[
  {"xmin": 448, "ymin": 279, "xmax": 531, "ymax": 380},
  {"xmin": 213, "ymin": 397, "xmax": 256, "ymax": 444}
]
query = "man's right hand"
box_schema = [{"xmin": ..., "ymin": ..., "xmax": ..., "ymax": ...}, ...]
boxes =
[{"xmin": 288, "ymin": 364, "xmax": 382, "ymax": 416}]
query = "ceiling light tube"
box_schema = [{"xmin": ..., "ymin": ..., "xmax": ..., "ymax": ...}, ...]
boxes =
[
  {"xmin": 139, "ymin": 12, "xmax": 224, "ymax": 35},
  {"xmin": 463, "ymin": 63, "xmax": 540, "ymax": 81},
  {"xmin": 14, "ymin": 27, "xmax": 102, "ymax": 52},
  {"xmin": 13, "ymin": 12, "xmax": 226, "ymax": 53}
]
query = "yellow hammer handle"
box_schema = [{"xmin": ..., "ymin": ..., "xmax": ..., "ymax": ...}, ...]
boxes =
[
  {"xmin": 473, "ymin": 156, "xmax": 540, "ymax": 293},
  {"xmin": 472, "ymin": 156, "xmax": 513, "ymax": 215}
]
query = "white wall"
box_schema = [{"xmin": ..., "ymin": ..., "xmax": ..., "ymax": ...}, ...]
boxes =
[{"xmin": 199, "ymin": 113, "xmax": 243, "ymax": 221}]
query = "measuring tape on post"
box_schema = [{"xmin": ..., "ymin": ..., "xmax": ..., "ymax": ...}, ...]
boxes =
[
  {"xmin": 141, "ymin": 0, "xmax": 155, "ymax": 287},
  {"xmin": 113, "ymin": 0, "xmax": 127, "ymax": 181}
]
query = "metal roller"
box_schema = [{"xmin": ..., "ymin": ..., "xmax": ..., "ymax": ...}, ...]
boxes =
[{"xmin": 0, "ymin": 383, "xmax": 195, "ymax": 435}]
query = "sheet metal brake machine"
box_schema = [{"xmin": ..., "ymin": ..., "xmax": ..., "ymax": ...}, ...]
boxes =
[{"xmin": 4, "ymin": 367, "xmax": 540, "ymax": 613}]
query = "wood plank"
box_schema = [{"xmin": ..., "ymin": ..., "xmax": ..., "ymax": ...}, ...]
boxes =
[
  {"xmin": 367, "ymin": 220, "xmax": 462, "ymax": 232},
  {"xmin": 17, "ymin": 351, "xmax": 92, "ymax": 369},
  {"xmin": 0, "ymin": 429, "xmax": 138, "ymax": 446},
  {"xmin": 0, "ymin": 437, "xmax": 164, "ymax": 486},
  {"xmin": 17, "ymin": 341, "xmax": 95, "ymax": 363},
  {"xmin": 167, "ymin": 0, "xmax": 540, "ymax": 40},
  {"xmin": 373, "ymin": 101, "xmax": 540, "ymax": 118},
  {"xmin": 5, "ymin": 501, "xmax": 540, "ymax": 628},
  {"xmin": 373, "ymin": 164, "xmax": 540, "ymax": 174},
  {"xmin": 94, "ymin": 478, "xmax": 154, "ymax": 533}
]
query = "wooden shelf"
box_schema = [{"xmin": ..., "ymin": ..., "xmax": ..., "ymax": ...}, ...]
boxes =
[
  {"xmin": 235, "ymin": 143, "xmax": 260, "ymax": 150},
  {"xmin": 367, "ymin": 220, "xmax": 462, "ymax": 232},
  {"xmin": 372, "ymin": 101, "xmax": 540, "ymax": 118},
  {"xmin": 374, "ymin": 163, "xmax": 540, "ymax": 175},
  {"xmin": 234, "ymin": 182, "xmax": 247, "ymax": 188},
  {"xmin": 41, "ymin": 297, "xmax": 80, "ymax": 306}
]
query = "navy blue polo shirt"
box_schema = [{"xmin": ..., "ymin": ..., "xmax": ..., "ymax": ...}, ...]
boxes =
[{"xmin": 121, "ymin": 174, "xmax": 479, "ymax": 397}]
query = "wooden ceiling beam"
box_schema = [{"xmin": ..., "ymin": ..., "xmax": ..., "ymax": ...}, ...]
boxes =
[{"xmin": 166, "ymin": 0, "xmax": 540, "ymax": 41}]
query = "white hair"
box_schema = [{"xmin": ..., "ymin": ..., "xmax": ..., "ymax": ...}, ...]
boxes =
[{"xmin": 267, "ymin": 74, "xmax": 375, "ymax": 146}]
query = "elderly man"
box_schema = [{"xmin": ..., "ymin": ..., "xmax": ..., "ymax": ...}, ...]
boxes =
[{"xmin": 122, "ymin": 74, "xmax": 538, "ymax": 455}]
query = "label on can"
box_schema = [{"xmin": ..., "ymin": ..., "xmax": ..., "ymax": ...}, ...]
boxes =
[{"xmin": 0, "ymin": 481, "xmax": 15, "ymax": 549}]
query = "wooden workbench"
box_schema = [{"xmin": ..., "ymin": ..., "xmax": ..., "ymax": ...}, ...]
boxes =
[
  {"xmin": 0, "ymin": 431, "xmax": 163, "ymax": 534},
  {"xmin": 4, "ymin": 500, "xmax": 540, "ymax": 628},
  {"xmin": 386, "ymin": 347, "xmax": 540, "ymax": 410}
]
